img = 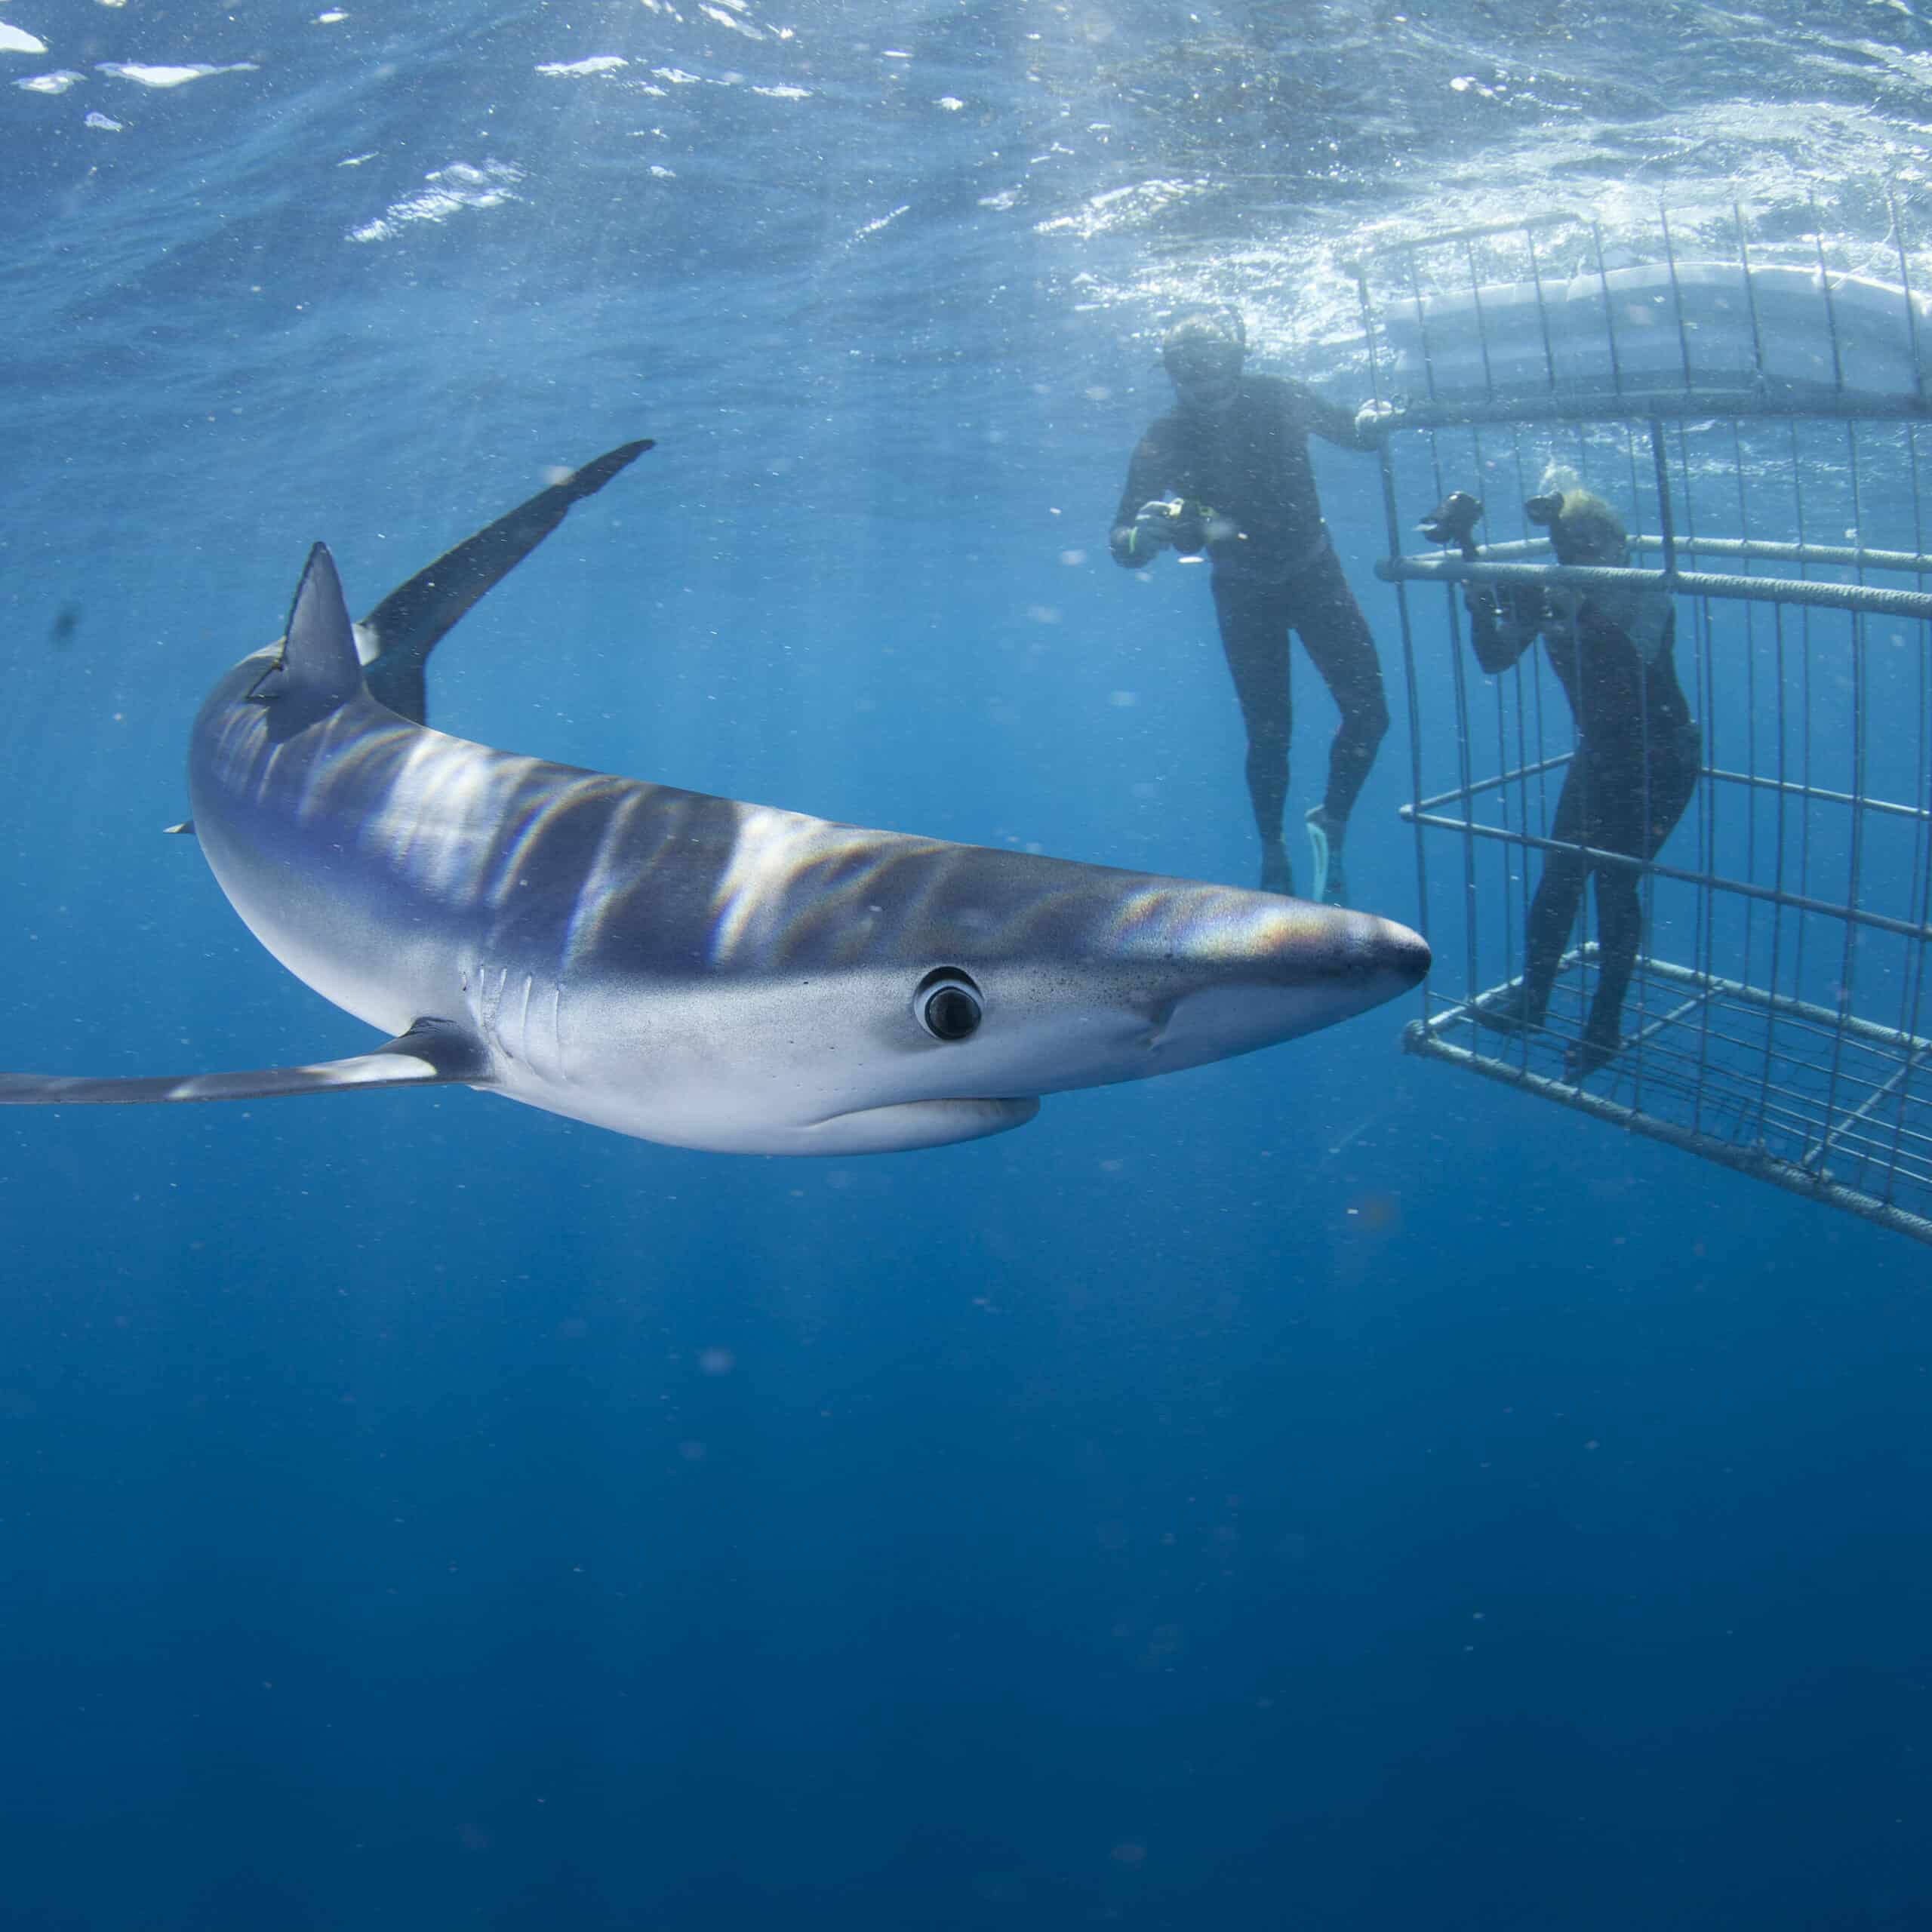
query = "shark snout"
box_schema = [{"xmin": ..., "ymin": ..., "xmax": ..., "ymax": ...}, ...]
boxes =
[
  {"xmin": 1391, "ymin": 918, "xmax": 1432, "ymax": 986},
  {"xmin": 1234, "ymin": 896, "xmax": 1429, "ymax": 990},
  {"xmin": 1146, "ymin": 897, "xmax": 1429, "ymax": 1065},
  {"xmin": 1331, "ymin": 907, "xmax": 1432, "ymax": 995},
  {"xmin": 1272, "ymin": 902, "xmax": 1432, "ymax": 1013}
]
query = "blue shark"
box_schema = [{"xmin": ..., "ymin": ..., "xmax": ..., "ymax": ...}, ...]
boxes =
[{"xmin": 0, "ymin": 443, "xmax": 1428, "ymax": 1155}]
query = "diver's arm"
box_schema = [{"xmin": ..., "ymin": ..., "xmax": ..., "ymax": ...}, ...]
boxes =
[
  {"xmin": 1109, "ymin": 426, "xmax": 1174, "ymax": 568},
  {"xmin": 1297, "ymin": 382, "xmax": 1383, "ymax": 452},
  {"xmin": 1465, "ymin": 583, "xmax": 1540, "ymax": 675}
]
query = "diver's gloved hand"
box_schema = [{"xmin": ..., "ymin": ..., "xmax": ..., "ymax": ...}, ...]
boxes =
[
  {"xmin": 1112, "ymin": 500, "xmax": 1180, "ymax": 568},
  {"xmin": 1353, "ymin": 398, "xmax": 1404, "ymax": 444},
  {"xmin": 1419, "ymin": 491, "xmax": 1484, "ymax": 555},
  {"xmin": 1465, "ymin": 580, "xmax": 1544, "ymax": 631}
]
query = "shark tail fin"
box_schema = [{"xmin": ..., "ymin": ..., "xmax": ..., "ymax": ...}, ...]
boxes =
[
  {"xmin": 361, "ymin": 438, "xmax": 653, "ymax": 727},
  {"xmin": 251, "ymin": 543, "xmax": 364, "ymax": 737},
  {"xmin": 0, "ymin": 1018, "xmax": 492, "ymax": 1109}
]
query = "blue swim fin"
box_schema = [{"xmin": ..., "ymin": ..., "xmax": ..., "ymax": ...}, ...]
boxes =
[{"xmin": 1305, "ymin": 807, "xmax": 1349, "ymax": 908}]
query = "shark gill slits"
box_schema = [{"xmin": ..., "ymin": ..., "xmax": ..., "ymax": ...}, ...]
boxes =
[{"xmin": 915, "ymin": 968, "xmax": 983, "ymax": 1043}]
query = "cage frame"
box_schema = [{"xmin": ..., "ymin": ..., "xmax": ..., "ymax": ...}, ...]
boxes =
[{"xmin": 1351, "ymin": 199, "xmax": 1932, "ymax": 1246}]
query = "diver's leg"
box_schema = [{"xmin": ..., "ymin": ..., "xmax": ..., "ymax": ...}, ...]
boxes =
[
  {"xmin": 1212, "ymin": 577, "xmax": 1295, "ymax": 893},
  {"xmin": 1571, "ymin": 725, "xmax": 1703, "ymax": 1075},
  {"xmin": 1519, "ymin": 857, "xmax": 1589, "ymax": 1026},
  {"xmin": 1290, "ymin": 543, "xmax": 1389, "ymax": 903},
  {"xmin": 1293, "ymin": 543, "xmax": 1389, "ymax": 826},
  {"xmin": 1576, "ymin": 860, "xmax": 1642, "ymax": 1073},
  {"xmin": 1481, "ymin": 768, "xmax": 1586, "ymax": 1035},
  {"xmin": 1644, "ymin": 722, "xmax": 1702, "ymax": 856}
]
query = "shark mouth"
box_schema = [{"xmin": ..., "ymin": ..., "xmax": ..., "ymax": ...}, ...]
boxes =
[{"xmin": 802, "ymin": 1096, "xmax": 1041, "ymax": 1154}]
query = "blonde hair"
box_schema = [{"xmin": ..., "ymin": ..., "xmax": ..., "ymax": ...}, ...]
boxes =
[
  {"xmin": 1550, "ymin": 490, "xmax": 1627, "ymax": 563},
  {"xmin": 1527, "ymin": 466, "xmax": 1627, "ymax": 562}
]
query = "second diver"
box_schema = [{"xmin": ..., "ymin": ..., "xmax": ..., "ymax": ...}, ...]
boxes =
[
  {"xmin": 1109, "ymin": 306, "xmax": 1392, "ymax": 905},
  {"xmin": 1438, "ymin": 478, "xmax": 1701, "ymax": 1078}
]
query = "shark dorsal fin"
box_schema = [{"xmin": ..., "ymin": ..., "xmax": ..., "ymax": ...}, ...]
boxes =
[{"xmin": 252, "ymin": 543, "xmax": 362, "ymax": 736}]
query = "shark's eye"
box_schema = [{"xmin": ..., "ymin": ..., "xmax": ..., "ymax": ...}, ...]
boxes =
[{"xmin": 915, "ymin": 969, "xmax": 983, "ymax": 1042}]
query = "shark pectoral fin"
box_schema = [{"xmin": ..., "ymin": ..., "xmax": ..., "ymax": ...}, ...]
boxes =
[
  {"xmin": 0, "ymin": 1017, "xmax": 493, "ymax": 1109},
  {"xmin": 359, "ymin": 438, "xmax": 654, "ymax": 726}
]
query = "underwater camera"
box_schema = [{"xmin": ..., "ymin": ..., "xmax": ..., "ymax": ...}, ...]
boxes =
[
  {"xmin": 1417, "ymin": 490, "xmax": 1484, "ymax": 559},
  {"xmin": 1158, "ymin": 497, "xmax": 1212, "ymax": 555}
]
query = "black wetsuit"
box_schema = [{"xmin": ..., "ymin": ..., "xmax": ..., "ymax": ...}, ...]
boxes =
[
  {"xmin": 1470, "ymin": 585, "xmax": 1700, "ymax": 1064},
  {"xmin": 1109, "ymin": 374, "xmax": 1388, "ymax": 844}
]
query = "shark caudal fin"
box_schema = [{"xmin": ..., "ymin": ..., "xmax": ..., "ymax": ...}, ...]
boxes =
[
  {"xmin": 359, "ymin": 438, "xmax": 653, "ymax": 726},
  {"xmin": 0, "ymin": 1018, "xmax": 493, "ymax": 1108},
  {"xmin": 249, "ymin": 542, "xmax": 364, "ymax": 740}
]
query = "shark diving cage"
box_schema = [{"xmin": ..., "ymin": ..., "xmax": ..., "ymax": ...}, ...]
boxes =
[{"xmin": 1351, "ymin": 205, "xmax": 1932, "ymax": 1245}]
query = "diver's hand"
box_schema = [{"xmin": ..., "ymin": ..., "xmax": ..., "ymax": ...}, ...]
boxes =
[
  {"xmin": 1112, "ymin": 500, "xmax": 1178, "ymax": 568},
  {"xmin": 1467, "ymin": 581, "xmax": 1546, "ymax": 633},
  {"xmin": 1354, "ymin": 398, "xmax": 1403, "ymax": 445},
  {"xmin": 1135, "ymin": 499, "xmax": 1180, "ymax": 543}
]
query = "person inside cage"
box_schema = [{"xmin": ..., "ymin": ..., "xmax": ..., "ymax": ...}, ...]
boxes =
[
  {"xmin": 1109, "ymin": 305, "xmax": 1394, "ymax": 904},
  {"xmin": 1454, "ymin": 472, "xmax": 1702, "ymax": 1078}
]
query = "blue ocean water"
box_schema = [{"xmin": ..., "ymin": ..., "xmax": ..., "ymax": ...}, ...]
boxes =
[{"xmin": 3, "ymin": 2, "xmax": 1931, "ymax": 1926}]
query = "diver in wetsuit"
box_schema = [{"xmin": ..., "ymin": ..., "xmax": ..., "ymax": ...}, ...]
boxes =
[
  {"xmin": 1460, "ymin": 481, "xmax": 1701, "ymax": 1078},
  {"xmin": 1109, "ymin": 306, "xmax": 1392, "ymax": 903}
]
